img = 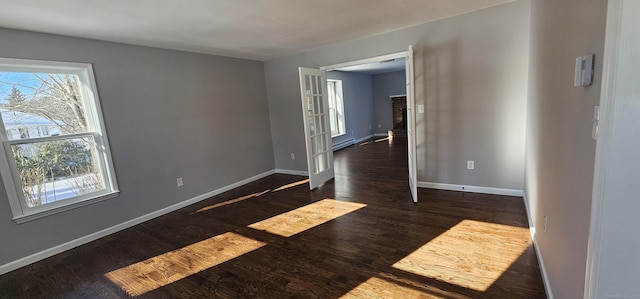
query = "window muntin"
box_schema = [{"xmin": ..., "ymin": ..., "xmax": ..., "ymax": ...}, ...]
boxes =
[
  {"xmin": 327, "ymin": 80, "xmax": 345, "ymax": 137},
  {"xmin": 0, "ymin": 58, "xmax": 118, "ymax": 222}
]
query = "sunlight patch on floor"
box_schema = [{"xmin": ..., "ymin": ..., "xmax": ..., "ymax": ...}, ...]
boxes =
[
  {"xmin": 392, "ymin": 220, "xmax": 530, "ymax": 292},
  {"xmin": 248, "ymin": 199, "xmax": 366, "ymax": 237},
  {"xmin": 105, "ymin": 232, "xmax": 266, "ymax": 296},
  {"xmin": 272, "ymin": 179, "xmax": 309, "ymax": 192},
  {"xmin": 340, "ymin": 275, "xmax": 446, "ymax": 299},
  {"xmin": 190, "ymin": 190, "xmax": 270, "ymax": 214}
]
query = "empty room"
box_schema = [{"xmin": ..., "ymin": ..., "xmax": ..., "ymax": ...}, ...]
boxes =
[{"xmin": 1, "ymin": 0, "xmax": 638, "ymax": 298}]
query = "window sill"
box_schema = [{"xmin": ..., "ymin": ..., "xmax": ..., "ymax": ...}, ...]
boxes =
[{"xmin": 13, "ymin": 191, "xmax": 120, "ymax": 224}]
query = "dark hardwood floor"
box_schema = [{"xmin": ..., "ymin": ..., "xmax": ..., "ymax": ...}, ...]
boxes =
[{"xmin": 0, "ymin": 137, "xmax": 546, "ymax": 298}]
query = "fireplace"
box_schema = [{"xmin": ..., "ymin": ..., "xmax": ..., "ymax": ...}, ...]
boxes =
[{"xmin": 391, "ymin": 96, "xmax": 407, "ymax": 137}]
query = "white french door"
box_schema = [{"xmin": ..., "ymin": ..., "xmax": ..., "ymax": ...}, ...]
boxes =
[
  {"xmin": 406, "ymin": 46, "xmax": 418, "ymax": 202},
  {"xmin": 298, "ymin": 67, "xmax": 334, "ymax": 189}
]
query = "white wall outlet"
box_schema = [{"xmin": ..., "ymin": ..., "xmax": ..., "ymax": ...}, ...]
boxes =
[
  {"xmin": 417, "ymin": 104, "xmax": 424, "ymax": 114},
  {"xmin": 378, "ymin": 124, "xmax": 381, "ymax": 128},
  {"xmin": 290, "ymin": 153, "xmax": 295, "ymax": 160},
  {"xmin": 466, "ymin": 160, "xmax": 475, "ymax": 170},
  {"xmin": 368, "ymin": 125, "xmax": 371, "ymax": 130},
  {"xmin": 177, "ymin": 177, "xmax": 184, "ymax": 187}
]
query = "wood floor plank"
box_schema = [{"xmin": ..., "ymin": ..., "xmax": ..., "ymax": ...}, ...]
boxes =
[{"xmin": 0, "ymin": 137, "xmax": 546, "ymax": 298}]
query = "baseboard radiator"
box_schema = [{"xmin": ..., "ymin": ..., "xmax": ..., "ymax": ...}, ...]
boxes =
[{"xmin": 333, "ymin": 138, "xmax": 355, "ymax": 151}]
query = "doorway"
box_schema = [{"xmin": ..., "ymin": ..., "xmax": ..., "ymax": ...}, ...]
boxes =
[
  {"xmin": 319, "ymin": 49, "xmax": 418, "ymax": 202},
  {"xmin": 391, "ymin": 95, "xmax": 408, "ymax": 137}
]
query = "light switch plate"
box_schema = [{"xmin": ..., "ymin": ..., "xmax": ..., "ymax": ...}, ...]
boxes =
[
  {"xmin": 417, "ymin": 104, "xmax": 424, "ymax": 114},
  {"xmin": 592, "ymin": 105, "xmax": 600, "ymax": 140},
  {"xmin": 574, "ymin": 54, "xmax": 595, "ymax": 87}
]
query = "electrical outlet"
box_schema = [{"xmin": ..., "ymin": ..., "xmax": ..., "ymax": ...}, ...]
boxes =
[
  {"xmin": 368, "ymin": 125, "xmax": 371, "ymax": 130},
  {"xmin": 467, "ymin": 160, "xmax": 475, "ymax": 170},
  {"xmin": 290, "ymin": 153, "xmax": 295, "ymax": 160},
  {"xmin": 177, "ymin": 177, "xmax": 184, "ymax": 187},
  {"xmin": 543, "ymin": 214, "xmax": 548, "ymax": 232},
  {"xmin": 378, "ymin": 124, "xmax": 381, "ymax": 128}
]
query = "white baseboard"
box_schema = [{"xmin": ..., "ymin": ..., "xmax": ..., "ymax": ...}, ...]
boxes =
[
  {"xmin": 532, "ymin": 240, "xmax": 554, "ymax": 299},
  {"xmin": 275, "ymin": 168, "xmax": 309, "ymax": 176},
  {"xmin": 417, "ymin": 181, "xmax": 523, "ymax": 197},
  {"xmin": 0, "ymin": 169, "xmax": 276, "ymax": 276},
  {"xmin": 332, "ymin": 138, "xmax": 355, "ymax": 151},
  {"xmin": 523, "ymin": 192, "xmax": 534, "ymax": 229},
  {"xmin": 355, "ymin": 135, "xmax": 374, "ymax": 144},
  {"xmin": 523, "ymin": 192, "xmax": 554, "ymax": 299}
]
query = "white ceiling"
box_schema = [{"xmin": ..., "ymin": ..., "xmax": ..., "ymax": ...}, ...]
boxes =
[{"xmin": 0, "ymin": 0, "xmax": 513, "ymax": 61}]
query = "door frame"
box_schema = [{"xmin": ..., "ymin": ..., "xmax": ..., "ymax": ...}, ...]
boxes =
[
  {"xmin": 584, "ymin": 0, "xmax": 637, "ymax": 297},
  {"xmin": 321, "ymin": 52, "xmax": 408, "ymax": 72},
  {"xmin": 321, "ymin": 49, "xmax": 418, "ymax": 202}
]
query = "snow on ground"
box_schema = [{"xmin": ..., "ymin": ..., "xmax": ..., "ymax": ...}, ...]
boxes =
[{"xmin": 25, "ymin": 174, "xmax": 100, "ymax": 206}]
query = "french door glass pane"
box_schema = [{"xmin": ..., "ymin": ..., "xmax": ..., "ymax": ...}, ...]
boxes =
[
  {"xmin": 323, "ymin": 134, "xmax": 329, "ymax": 152},
  {"xmin": 314, "ymin": 96, "xmax": 321, "ymax": 115},
  {"xmin": 305, "ymin": 75, "xmax": 311, "ymax": 93},
  {"xmin": 314, "ymin": 116, "xmax": 322, "ymax": 135},
  {"xmin": 317, "ymin": 94, "xmax": 324, "ymax": 115},
  {"xmin": 318, "ymin": 136, "xmax": 326, "ymax": 154},
  {"xmin": 311, "ymin": 75, "xmax": 318, "ymax": 94},
  {"xmin": 11, "ymin": 136, "xmax": 105, "ymax": 207},
  {"xmin": 311, "ymin": 136, "xmax": 319, "ymax": 156},
  {"xmin": 308, "ymin": 117, "xmax": 316, "ymax": 136},
  {"xmin": 314, "ymin": 153, "xmax": 327, "ymax": 174}
]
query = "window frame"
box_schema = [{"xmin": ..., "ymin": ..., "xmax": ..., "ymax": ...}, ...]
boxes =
[
  {"xmin": 0, "ymin": 58, "xmax": 119, "ymax": 223},
  {"xmin": 327, "ymin": 79, "xmax": 346, "ymax": 138}
]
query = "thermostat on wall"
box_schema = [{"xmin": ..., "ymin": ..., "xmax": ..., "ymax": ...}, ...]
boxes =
[{"xmin": 574, "ymin": 54, "xmax": 595, "ymax": 87}]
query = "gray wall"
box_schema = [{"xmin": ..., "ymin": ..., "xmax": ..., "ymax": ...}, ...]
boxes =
[
  {"xmin": 0, "ymin": 28, "xmax": 274, "ymax": 266},
  {"xmin": 326, "ymin": 71, "xmax": 373, "ymax": 144},
  {"xmin": 265, "ymin": 0, "xmax": 529, "ymax": 190},
  {"xmin": 588, "ymin": 1, "xmax": 640, "ymax": 297},
  {"xmin": 524, "ymin": 0, "xmax": 607, "ymax": 298},
  {"xmin": 372, "ymin": 71, "xmax": 406, "ymax": 134}
]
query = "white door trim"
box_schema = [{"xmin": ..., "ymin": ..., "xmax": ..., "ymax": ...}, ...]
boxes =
[
  {"xmin": 321, "ymin": 51, "xmax": 408, "ymax": 71},
  {"xmin": 583, "ymin": 1, "xmax": 623, "ymax": 298},
  {"xmin": 406, "ymin": 45, "xmax": 418, "ymax": 203},
  {"xmin": 320, "ymin": 49, "xmax": 417, "ymax": 202}
]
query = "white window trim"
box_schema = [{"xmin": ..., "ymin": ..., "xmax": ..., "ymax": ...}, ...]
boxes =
[
  {"xmin": 0, "ymin": 58, "xmax": 119, "ymax": 223},
  {"xmin": 327, "ymin": 79, "xmax": 346, "ymax": 138}
]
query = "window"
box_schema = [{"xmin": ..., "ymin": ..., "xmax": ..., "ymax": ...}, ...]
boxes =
[
  {"xmin": 327, "ymin": 79, "xmax": 345, "ymax": 137},
  {"xmin": 0, "ymin": 58, "xmax": 118, "ymax": 223}
]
